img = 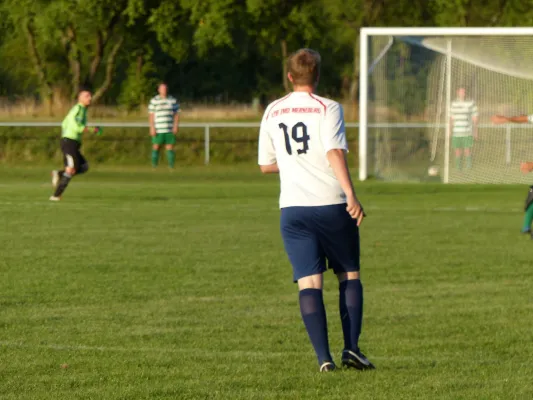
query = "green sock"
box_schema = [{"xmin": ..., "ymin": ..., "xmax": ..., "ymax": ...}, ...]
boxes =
[
  {"xmin": 522, "ymin": 204, "xmax": 533, "ymax": 232},
  {"xmin": 151, "ymin": 150, "xmax": 159, "ymax": 167},
  {"xmin": 455, "ymin": 157, "xmax": 461, "ymax": 170},
  {"xmin": 466, "ymin": 155, "xmax": 472, "ymax": 169},
  {"xmin": 167, "ymin": 150, "xmax": 175, "ymax": 168}
]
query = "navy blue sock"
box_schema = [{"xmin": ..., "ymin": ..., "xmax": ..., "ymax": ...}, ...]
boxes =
[
  {"xmin": 299, "ymin": 288, "xmax": 332, "ymax": 365},
  {"xmin": 339, "ymin": 279, "xmax": 363, "ymax": 351}
]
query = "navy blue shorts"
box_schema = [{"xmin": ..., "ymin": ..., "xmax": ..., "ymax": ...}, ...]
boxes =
[{"xmin": 280, "ymin": 204, "xmax": 360, "ymax": 282}]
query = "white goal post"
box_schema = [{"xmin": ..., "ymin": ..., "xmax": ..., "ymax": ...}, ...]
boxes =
[{"xmin": 359, "ymin": 27, "xmax": 533, "ymax": 183}]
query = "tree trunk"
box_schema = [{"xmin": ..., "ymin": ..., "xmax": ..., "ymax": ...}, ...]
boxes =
[
  {"xmin": 88, "ymin": 31, "xmax": 104, "ymax": 86},
  {"xmin": 92, "ymin": 36, "xmax": 125, "ymax": 104},
  {"xmin": 65, "ymin": 25, "xmax": 81, "ymax": 99},
  {"xmin": 281, "ymin": 39, "xmax": 289, "ymax": 92},
  {"xmin": 24, "ymin": 18, "xmax": 53, "ymax": 109},
  {"xmin": 88, "ymin": 14, "xmax": 121, "ymax": 87}
]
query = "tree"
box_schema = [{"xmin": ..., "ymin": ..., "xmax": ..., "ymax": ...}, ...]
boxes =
[
  {"xmin": 323, "ymin": 0, "xmax": 434, "ymax": 118},
  {"xmin": 431, "ymin": 0, "xmax": 510, "ymax": 26},
  {"xmin": 246, "ymin": 0, "xmax": 325, "ymax": 93},
  {"xmin": 148, "ymin": 0, "xmax": 245, "ymax": 61},
  {"xmin": 0, "ymin": 0, "xmax": 13, "ymax": 96},
  {"xmin": 1, "ymin": 0, "xmax": 145, "ymax": 105},
  {"xmin": 147, "ymin": 0, "xmax": 259, "ymax": 101}
]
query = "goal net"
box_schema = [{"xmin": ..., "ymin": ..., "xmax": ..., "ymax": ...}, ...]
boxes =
[{"xmin": 359, "ymin": 28, "xmax": 533, "ymax": 183}]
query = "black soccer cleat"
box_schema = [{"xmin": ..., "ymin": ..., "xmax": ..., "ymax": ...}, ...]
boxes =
[
  {"xmin": 341, "ymin": 349, "xmax": 375, "ymax": 370},
  {"xmin": 319, "ymin": 361, "xmax": 336, "ymax": 372}
]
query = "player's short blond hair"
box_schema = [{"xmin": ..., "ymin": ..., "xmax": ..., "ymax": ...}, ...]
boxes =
[{"xmin": 287, "ymin": 48, "xmax": 321, "ymax": 86}]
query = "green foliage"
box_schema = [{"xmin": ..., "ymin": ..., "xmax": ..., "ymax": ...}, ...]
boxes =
[
  {"xmin": 186, "ymin": 0, "xmax": 243, "ymax": 55},
  {"xmin": 118, "ymin": 51, "xmax": 158, "ymax": 110},
  {"xmin": 148, "ymin": 0, "xmax": 192, "ymax": 62},
  {"xmin": 2, "ymin": 0, "xmax": 533, "ymax": 105}
]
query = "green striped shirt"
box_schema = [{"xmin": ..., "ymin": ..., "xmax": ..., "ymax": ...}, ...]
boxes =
[
  {"xmin": 61, "ymin": 104, "xmax": 87, "ymax": 142},
  {"xmin": 148, "ymin": 95, "xmax": 179, "ymax": 134},
  {"xmin": 450, "ymin": 99, "xmax": 478, "ymax": 137}
]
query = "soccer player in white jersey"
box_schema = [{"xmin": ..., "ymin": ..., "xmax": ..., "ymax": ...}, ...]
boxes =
[
  {"xmin": 148, "ymin": 83, "xmax": 180, "ymax": 168},
  {"xmin": 450, "ymin": 87, "xmax": 479, "ymax": 170},
  {"xmin": 492, "ymin": 113, "xmax": 533, "ymax": 238},
  {"xmin": 258, "ymin": 48, "xmax": 375, "ymax": 372}
]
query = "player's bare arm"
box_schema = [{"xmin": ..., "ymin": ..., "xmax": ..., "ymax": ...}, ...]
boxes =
[
  {"xmin": 259, "ymin": 163, "xmax": 279, "ymax": 174},
  {"xmin": 520, "ymin": 161, "xmax": 533, "ymax": 173},
  {"xmin": 149, "ymin": 113, "xmax": 156, "ymax": 136},
  {"xmin": 473, "ymin": 115, "xmax": 479, "ymax": 139},
  {"xmin": 491, "ymin": 115, "xmax": 529, "ymax": 124},
  {"xmin": 326, "ymin": 149, "xmax": 364, "ymax": 225},
  {"xmin": 173, "ymin": 112, "xmax": 179, "ymax": 135},
  {"xmin": 82, "ymin": 126, "xmax": 100, "ymax": 134}
]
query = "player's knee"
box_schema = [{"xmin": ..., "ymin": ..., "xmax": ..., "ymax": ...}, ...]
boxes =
[
  {"xmin": 65, "ymin": 167, "xmax": 76, "ymax": 176},
  {"xmin": 165, "ymin": 145, "xmax": 173, "ymax": 151},
  {"xmin": 152, "ymin": 145, "xmax": 160, "ymax": 151},
  {"xmin": 297, "ymin": 274, "xmax": 323, "ymax": 290},
  {"xmin": 337, "ymin": 271, "xmax": 360, "ymax": 283}
]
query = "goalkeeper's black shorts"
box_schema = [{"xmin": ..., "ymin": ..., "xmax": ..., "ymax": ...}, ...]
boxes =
[{"xmin": 60, "ymin": 138, "xmax": 87, "ymax": 172}]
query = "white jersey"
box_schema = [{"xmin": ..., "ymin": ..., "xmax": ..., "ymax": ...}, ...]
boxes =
[
  {"xmin": 148, "ymin": 95, "xmax": 180, "ymax": 134},
  {"xmin": 450, "ymin": 99, "xmax": 478, "ymax": 137},
  {"xmin": 258, "ymin": 91, "xmax": 348, "ymax": 208}
]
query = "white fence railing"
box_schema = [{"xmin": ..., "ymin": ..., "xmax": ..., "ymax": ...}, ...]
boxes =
[
  {"xmin": 0, "ymin": 122, "xmax": 528, "ymax": 168},
  {"xmin": 0, "ymin": 121, "xmax": 356, "ymax": 165}
]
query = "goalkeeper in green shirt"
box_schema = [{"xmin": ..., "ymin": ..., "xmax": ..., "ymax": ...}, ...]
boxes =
[
  {"xmin": 50, "ymin": 89, "xmax": 101, "ymax": 201},
  {"xmin": 492, "ymin": 113, "xmax": 533, "ymax": 238}
]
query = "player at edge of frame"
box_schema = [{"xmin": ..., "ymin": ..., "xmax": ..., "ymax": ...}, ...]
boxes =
[{"xmin": 491, "ymin": 113, "xmax": 533, "ymax": 238}]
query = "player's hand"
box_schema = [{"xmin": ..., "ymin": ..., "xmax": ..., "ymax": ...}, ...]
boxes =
[
  {"xmin": 172, "ymin": 128, "xmax": 178, "ymax": 135},
  {"xmin": 491, "ymin": 115, "xmax": 507, "ymax": 125},
  {"xmin": 150, "ymin": 127, "xmax": 156, "ymax": 137},
  {"xmin": 93, "ymin": 126, "xmax": 102, "ymax": 136},
  {"xmin": 520, "ymin": 162, "xmax": 533, "ymax": 174},
  {"xmin": 346, "ymin": 195, "xmax": 365, "ymax": 226}
]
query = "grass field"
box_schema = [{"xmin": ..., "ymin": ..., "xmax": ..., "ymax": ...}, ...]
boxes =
[{"xmin": 1, "ymin": 165, "xmax": 533, "ymax": 399}]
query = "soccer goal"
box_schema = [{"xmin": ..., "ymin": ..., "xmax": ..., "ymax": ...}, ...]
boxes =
[{"xmin": 359, "ymin": 27, "xmax": 533, "ymax": 183}]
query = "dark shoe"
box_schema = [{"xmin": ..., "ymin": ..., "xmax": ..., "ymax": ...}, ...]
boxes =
[{"xmin": 341, "ymin": 349, "xmax": 375, "ymax": 370}]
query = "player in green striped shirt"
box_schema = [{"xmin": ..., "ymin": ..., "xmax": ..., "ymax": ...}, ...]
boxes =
[
  {"xmin": 50, "ymin": 88, "xmax": 101, "ymax": 201},
  {"xmin": 148, "ymin": 83, "xmax": 180, "ymax": 168},
  {"xmin": 492, "ymin": 113, "xmax": 533, "ymax": 238},
  {"xmin": 450, "ymin": 87, "xmax": 479, "ymax": 170}
]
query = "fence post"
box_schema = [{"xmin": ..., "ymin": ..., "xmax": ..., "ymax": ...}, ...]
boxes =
[
  {"xmin": 374, "ymin": 130, "xmax": 379, "ymax": 176},
  {"xmin": 204, "ymin": 124, "xmax": 210, "ymax": 165},
  {"xmin": 505, "ymin": 125, "xmax": 511, "ymax": 166}
]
